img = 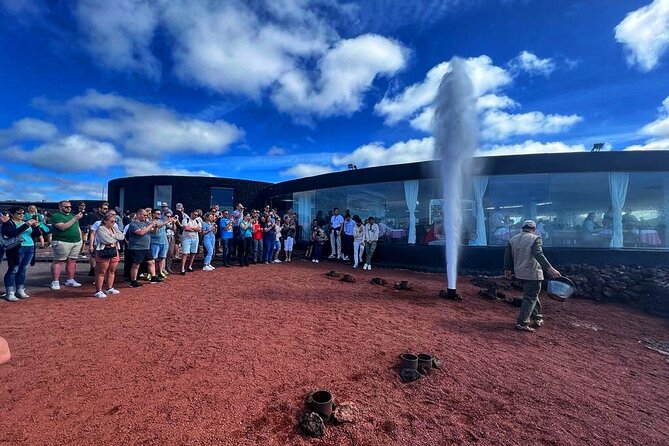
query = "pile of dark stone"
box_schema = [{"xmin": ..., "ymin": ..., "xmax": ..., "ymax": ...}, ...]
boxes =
[
  {"xmin": 467, "ymin": 265, "xmax": 669, "ymax": 318},
  {"xmin": 559, "ymin": 264, "xmax": 669, "ymax": 317}
]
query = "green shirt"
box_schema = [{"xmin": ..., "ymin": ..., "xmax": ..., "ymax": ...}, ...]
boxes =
[{"xmin": 50, "ymin": 211, "xmax": 82, "ymax": 243}]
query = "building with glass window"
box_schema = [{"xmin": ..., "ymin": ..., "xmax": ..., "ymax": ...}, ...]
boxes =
[{"xmin": 108, "ymin": 151, "xmax": 669, "ymax": 270}]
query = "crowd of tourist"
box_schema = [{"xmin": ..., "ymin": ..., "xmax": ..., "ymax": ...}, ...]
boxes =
[{"xmin": 1, "ymin": 200, "xmax": 382, "ymax": 301}]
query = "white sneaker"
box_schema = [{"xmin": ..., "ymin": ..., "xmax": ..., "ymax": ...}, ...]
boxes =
[
  {"xmin": 65, "ymin": 279, "xmax": 82, "ymax": 287},
  {"xmin": 342, "ymin": 256, "xmax": 349, "ymax": 261},
  {"xmin": 50, "ymin": 281, "xmax": 61, "ymax": 290},
  {"xmin": 315, "ymin": 259, "xmax": 319, "ymax": 263},
  {"xmin": 328, "ymin": 255, "xmax": 336, "ymax": 259},
  {"xmin": 94, "ymin": 291, "xmax": 107, "ymax": 299},
  {"xmin": 16, "ymin": 289, "xmax": 30, "ymax": 298},
  {"xmin": 106, "ymin": 288, "xmax": 120, "ymax": 295},
  {"xmin": 202, "ymin": 265, "xmax": 210, "ymax": 271},
  {"xmin": 312, "ymin": 259, "xmax": 316, "ymax": 263},
  {"xmin": 363, "ymin": 264, "xmax": 368, "ymax": 270},
  {"xmin": 5, "ymin": 292, "xmax": 18, "ymax": 302},
  {"xmin": 353, "ymin": 264, "xmax": 358, "ymax": 269},
  {"xmin": 273, "ymin": 259, "xmax": 281, "ymax": 263},
  {"xmin": 209, "ymin": 265, "xmax": 216, "ymax": 270},
  {"xmin": 368, "ymin": 265, "xmax": 372, "ymax": 270}
]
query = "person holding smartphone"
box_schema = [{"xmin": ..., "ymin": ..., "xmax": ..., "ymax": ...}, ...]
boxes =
[
  {"xmin": 2, "ymin": 207, "xmax": 39, "ymax": 301},
  {"xmin": 49, "ymin": 200, "xmax": 84, "ymax": 290}
]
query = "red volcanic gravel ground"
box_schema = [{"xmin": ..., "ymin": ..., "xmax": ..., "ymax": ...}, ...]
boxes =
[{"xmin": 1, "ymin": 261, "xmax": 668, "ymax": 445}]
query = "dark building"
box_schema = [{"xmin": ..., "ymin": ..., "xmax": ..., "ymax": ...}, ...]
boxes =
[
  {"xmin": 107, "ymin": 176, "xmax": 270, "ymax": 213},
  {"xmin": 108, "ymin": 151, "xmax": 669, "ymax": 270}
]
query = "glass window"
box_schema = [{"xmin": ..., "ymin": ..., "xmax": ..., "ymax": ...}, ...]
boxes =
[
  {"xmin": 154, "ymin": 185, "xmax": 172, "ymax": 208},
  {"xmin": 483, "ymin": 174, "xmax": 550, "ymax": 246},
  {"xmin": 548, "ymin": 173, "xmax": 610, "ymax": 248},
  {"xmin": 624, "ymin": 172, "xmax": 669, "ymax": 248},
  {"xmin": 315, "ymin": 186, "xmax": 347, "ymax": 228},
  {"xmin": 119, "ymin": 187, "xmax": 125, "ymax": 213},
  {"xmin": 210, "ymin": 187, "xmax": 233, "ymax": 209}
]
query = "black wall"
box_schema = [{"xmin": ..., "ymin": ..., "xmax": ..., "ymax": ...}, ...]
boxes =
[{"xmin": 108, "ymin": 176, "xmax": 270, "ymax": 212}]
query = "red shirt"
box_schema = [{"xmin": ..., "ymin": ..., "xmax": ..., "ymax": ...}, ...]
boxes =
[{"xmin": 252, "ymin": 223, "xmax": 262, "ymax": 240}]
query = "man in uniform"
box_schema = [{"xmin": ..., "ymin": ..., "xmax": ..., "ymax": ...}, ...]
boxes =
[{"xmin": 504, "ymin": 220, "xmax": 560, "ymax": 332}]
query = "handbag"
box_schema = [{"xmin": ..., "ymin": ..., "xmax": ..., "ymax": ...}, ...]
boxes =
[
  {"xmin": 98, "ymin": 245, "xmax": 118, "ymax": 259},
  {"xmin": 0, "ymin": 235, "xmax": 22, "ymax": 250}
]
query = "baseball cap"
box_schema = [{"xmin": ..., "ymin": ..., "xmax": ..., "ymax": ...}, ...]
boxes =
[
  {"xmin": 161, "ymin": 202, "xmax": 168, "ymax": 207},
  {"xmin": 522, "ymin": 220, "xmax": 537, "ymax": 229}
]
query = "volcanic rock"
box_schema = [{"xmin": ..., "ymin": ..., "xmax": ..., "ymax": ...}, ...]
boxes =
[
  {"xmin": 370, "ymin": 277, "xmax": 388, "ymax": 286},
  {"xmin": 394, "ymin": 281, "xmax": 412, "ymax": 291},
  {"xmin": 399, "ymin": 368, "xmax": 422, "ymax": 383},
  {"xmin": 325, "ymin": 270, "xmax": 341, "ymax": 277},
  {"xmin": 340, "ymin": 274, "xmax": 356, "ymax": 283},
  {"xmin": 299, "ymin": 412, "xmax": 325, "ymax": 438},
  {"xmin": 332, "ymin": 403, "xmax": 358, "ymax": 424}
]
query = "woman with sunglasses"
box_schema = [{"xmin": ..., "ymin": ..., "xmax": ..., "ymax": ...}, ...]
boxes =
[
  {"xmin": 93, "ymin": 212, "xmax": 126, "ymax": 298},
  {"xmin": 1, "ymin": 207, "xmax": 39, "ymax": 301}
]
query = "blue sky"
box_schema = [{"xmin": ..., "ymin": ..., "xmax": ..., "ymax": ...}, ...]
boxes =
[{"xmin": 1, "ymin": 0, "xmax": 668, "ymax": 201}]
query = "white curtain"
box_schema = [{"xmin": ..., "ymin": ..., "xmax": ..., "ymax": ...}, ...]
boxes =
[
  {"xmin": 404, "ymin": 180, "xmax": 419, "ymax": 244},
  {"xmin": 472, "ymin": 176, "xmax": 489, "ymax": 246},
  {"xmin": 609, "ymin": 172, "xmax": 629, "ymax": 248},
  {"xmin": 295, "ymin": 191, "xmax": 315, "ymax": 240}
]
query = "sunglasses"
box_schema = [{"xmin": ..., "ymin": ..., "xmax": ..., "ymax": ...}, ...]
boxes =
[
  {"xmin": 63, "ymin": 205, "xmax": 72, "ymax": 208},
  {"xmin": 15, "ymin": 211, "xmax": 25, "ymax": 215}
]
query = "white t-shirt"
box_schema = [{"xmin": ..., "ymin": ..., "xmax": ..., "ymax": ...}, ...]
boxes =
[{"xmin": 181, "ymin": 215, "xmax": 201, "ymax": 239}]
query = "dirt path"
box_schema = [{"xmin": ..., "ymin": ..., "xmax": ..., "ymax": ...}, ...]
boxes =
[{"xmin": 1, "ymin": 262, "xmax": 668, "ymax": 445}]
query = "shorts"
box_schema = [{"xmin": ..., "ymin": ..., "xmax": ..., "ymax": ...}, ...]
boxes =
[
  {"xmin": 150, "ymin": 243, "xmax": 168, "ymax": 259},
  {"xmin": 52, "ymin": 240, "xmax": 83, "ymax": 261},
  {"xmin": 284, "ymin": 237, "xmax": 294, "ymax": 251},
  {"xmin": 181, "ymin": 237, "xmax": 199, "ymax": 254},
  {"xmin": 129, "ymin": 249, "xmax": 153, "ymax": 264},
  {"xmin": 274, "ymin": 240, "xmax": 281, "ymax": 250}
]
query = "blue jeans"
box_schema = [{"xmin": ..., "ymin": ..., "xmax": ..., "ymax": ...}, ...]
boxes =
[
  {"xmin": 4, "ymin": 245, "xmax": 34, "ymax": 292},
  {"xmin": 312, "ymin": 242, "xmax": 323, "ymax": 261},
  {"xmin": 203, "ymin": 237, "xmax": 215, "ymax": 265},
  {"xmin": 263, "ymin": 236, "xmax": 274, "ymax": 262},
  {"xmin": 252, "ymin": 239, "xmax": 263, "ymax": 262},
  {"xmin": 222, "ymin": 238, "xmax": 233, "ymax": 264}
]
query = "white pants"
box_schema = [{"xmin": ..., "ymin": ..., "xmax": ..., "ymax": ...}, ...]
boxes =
[
  {"xmin": 353, "ymin": 240, "xmax": 365, "ymax": 266},
  {"xmin": 330, "ymin": 229, "xmax": 342, "ymax": 258}
]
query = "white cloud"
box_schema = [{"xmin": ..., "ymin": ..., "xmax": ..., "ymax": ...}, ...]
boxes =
[
  {"xmin": 375, "ymin": 54, "xmax": 581, "ymax": 141},
  {"xmin": 614, "ymin": 0, "xmax": 669, "ymax": 72},
  {"xmin": 3, "ymin": 135, "xmax": 121, "ymax": 172},
  {"xmin": 271, "ymin": 34, "xmax": 408, "ymax": 117},
  {"xmin": 68, "ymin": 90, "xmax": 243, "ymax": 157},
  {"xmin": 0, "ymin": 117, "xmax": 58, "ymax": 143},
  {"xmin": 281, "ymin": 163, "xmax": 334, "ymax": 178},
  {"xmin": 375, "ymin": 55, "xmax": 512, "ymax": 125},
  {"xmin": 122, "ymin": 158, "xmax": 214, "ymax": 177},
  {"xmin": 477, "ymin": 140, "xmax": 587, "ymax": 157},
  {"xmin": 641, "ymin": 96, "xmax": 669, "ymax": 137},
  {"xmin": 74, "ymin": 0, "xmax": 161, "ymax": 81},
  {"xmin": 266, "ymin": 146, "xmax": 287, "ymax": 156},
  {"xmin": 508, "ymin": 51, "xmax": 556, "ymax": 76},
  {"xmin": 332, "ymin": 137, "xmax": 435, "ymax": 168},
  {"xmin": 626, "ymin": 96, "xmax": 669, "ymax": 151},
  {"xmin": 481, "ymin": 110, "xmax": 583, "ymax": 140},
  {"xmin": 164, "ymin": 1, "xmax": 331, "ymax": 98}
]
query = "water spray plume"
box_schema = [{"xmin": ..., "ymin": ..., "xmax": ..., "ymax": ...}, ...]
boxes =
[{"xmin": 433, "ymin": 57, "xmax": 478, "ymax": 296}]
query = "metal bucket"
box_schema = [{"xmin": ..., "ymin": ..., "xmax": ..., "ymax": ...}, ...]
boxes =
[
  {"xmin": 547, "ymin": 277, "xmax": 576, "ymax": 301},
  {"xmin": 308, "ymin": 390, "xmax": 333, "ymax": 420},
  {"xmin": 399, "ymin": 353, "xmax": 418, "ymax": 370}
]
